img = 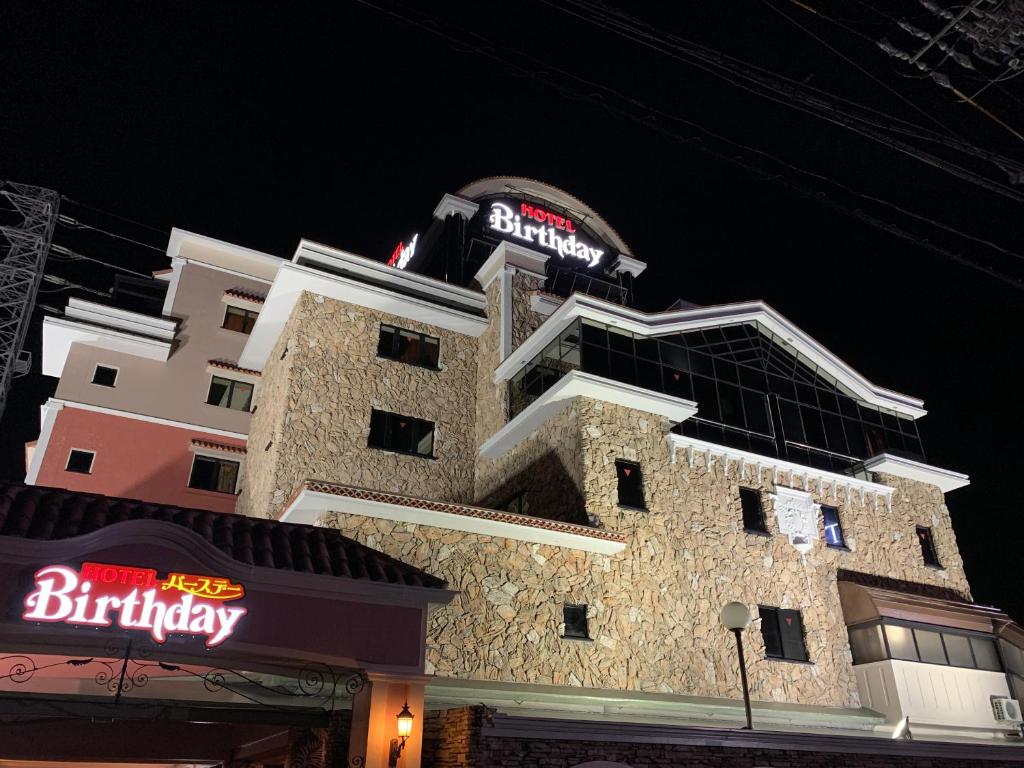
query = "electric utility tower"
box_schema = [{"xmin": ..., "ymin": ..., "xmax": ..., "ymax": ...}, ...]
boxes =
[{"xmin": 0, "ymin": 181, "xmax": 59, "ymax": 423}]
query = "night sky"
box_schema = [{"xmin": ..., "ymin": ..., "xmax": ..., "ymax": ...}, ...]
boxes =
[{"xmin": 2, "ymin": 3, "xmax": 1022, "ymax": 620}]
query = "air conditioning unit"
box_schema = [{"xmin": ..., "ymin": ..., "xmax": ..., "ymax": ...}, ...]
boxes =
[{"xmin": 992, "ymin": 697, "xmax": 1023, "ymax": 724}]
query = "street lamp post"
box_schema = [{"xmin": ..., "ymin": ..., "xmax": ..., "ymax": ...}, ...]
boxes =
[{"xmin": 720, "ymin": 601, "xmax": 753, "ymax": 730}]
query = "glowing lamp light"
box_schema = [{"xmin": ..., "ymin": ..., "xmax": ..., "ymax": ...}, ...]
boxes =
[
  {"xmin": 389, "ymin": 701, "xmax": 415, "ymax": 766},
  {"xmin": 720, "ymin": 602, "xmax": 752, "ymax": 631}
]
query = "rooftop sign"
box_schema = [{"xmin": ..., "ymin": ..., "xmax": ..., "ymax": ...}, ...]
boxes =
[
  {"xmin": 23, "ymin": 562, "xmax": 247, "ymax": 647},
  {"xmin": 386, "ymin": 234, "xmax": 419, "ymax": 270},
  {"xmin": 487, "ymin": 201, "xmax": 604, "ymax": 268}
]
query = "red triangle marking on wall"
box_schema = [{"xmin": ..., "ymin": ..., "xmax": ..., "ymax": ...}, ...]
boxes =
[{"xmin": 623, "ymin": 467, "xmax": 632, "ymax": 476}]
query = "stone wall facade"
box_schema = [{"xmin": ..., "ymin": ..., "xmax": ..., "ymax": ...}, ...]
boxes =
[
  {"xmin": 321, "ymin": 396, "xmax": 971, "ymax": 710},
  {"xmin": 239, "ymin": 291, "xmax": 480, "ymax": 516},
  {"xmin": 420, "ymin": 707, "xmax": 1021, "ymax": 768}
]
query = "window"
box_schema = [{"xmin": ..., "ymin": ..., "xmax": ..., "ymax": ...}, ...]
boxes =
[
  {"xmin": 367, "ymin": 409, "xmax": 434, "ymax": 458},
  {"xmin": 916, "ymin": 526, "xmax": 941, "ymax": 567},
  {"xmin": 188, "ymin": 455, "xmax": 239, "ymax": 494},
  {"xmin": 207, "ymin": 376, "xmax": 254, "ymax": 411},
  {"xmin": 562, "ymin": 604, "xmax": 589, "ymax": 639},
  {"xmin": 849, "ymin": 620, "xmax": 1005, "ymax": 672},
  {"xmin": 759, "ymin": 606, "xmax": 808, "ymax": 662},
  {"xmin": 377, "ymin": 324, "xmax": 440, "ymax": 369},
  {"xmin": 740, "ymin": 487, "xmax": 767, "ymax": 533},
  {"xmin": 615, "ymin": 459, "xmax": 645, "ymax": 509},
  {"xmin": 91, "ymin": 365, "xmax": 118, "ymax": 387},
  {"xmin": 222, "ymin": 305, "xmax": 259, "ymax": 334},
  {"xmin": 821, "ymin": 505, "xmax": 846, "ymax": 548},
  {"xmin": 65, "ymin": 449, "xmax": 94, "ymax": 474}
]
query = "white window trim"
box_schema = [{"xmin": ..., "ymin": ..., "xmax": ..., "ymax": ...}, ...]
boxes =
[
  {"xmin": 221, "ymin": 294, "xmax": 265, "ymax": 314},
  {"xmin": 91, "ymin": 363, "xmax": 119, "ymax": 388},
  {"xmin": 187, "ymin": 450, "xmax": 242, "ymax": 495},
  {"xmin": 205, "ymin": 372, "xmax": 257, "ymax": 412},
  {"xmin": 65, "ymin": 448, "xmax": 95, "ymax": 474}
]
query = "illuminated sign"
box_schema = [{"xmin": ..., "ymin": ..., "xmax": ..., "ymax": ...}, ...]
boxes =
[
  {"xmin": 22, "ymin": 562, "xmax": 247, "ymax": 647},
  {"xmin": 487, "ymin": 201, "xmax": 604, "ymax": 268},
  {"xmin": 386, "ymin": 234, "xmax": 419, "ymax": 270}
]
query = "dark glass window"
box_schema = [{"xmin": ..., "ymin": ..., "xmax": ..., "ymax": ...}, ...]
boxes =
[
  {"xmin": 223, "ymin": 305, "xmax": 259, "ymax": 334},
  {"xmin": 944, "ymin": 633, "xmax": 974, "ymax": 668},
  {"xmin": 849, "ymin": 624, "xmax": 886, "ymax": 664},
  {"xmin": 563, "ymin": 604, "xmax": 589, "ymax": 639},
  {"xmin": 971, "ymin": 637, "xmax": 1002, "ymax": 671},
  {"xmin": 188, "ymin": 455, "xmax": 239, "ymax": 494},
  {"xmin": 916, "ymin": 526, "xmax": 941, "ymax": 568},
  {"xmin": 91, "ymin": 365, "xmax": 118, "ymax": 387},
  {"xmin": 65, "ymin": 449, "xmax": 94, "ymax": 474},
  {"xmin": 915, "ymin": 629, "xmax": 947, "ymax": 665},
  {"xmin": 207, "ymin": 376, "xmax": 254, "ymax": 411},
  {"xmin": 850, "ymin": 621, "xmax": 1005, "ymax": 673},
  {"xmin": 821, "ymin": 505, "xmax": 846, "ymax": 548},
  {"xmin": 378, "ymin": 324, "xmax": 440, "ymax": 369},
  {"xmin": 759, "ymin": 606, "xmax": 808, "ymax": 662},
  {"xmin": 367, "ymin": 409, "xmax": 434, "ymax": 458},
  {"xmin": 615, "ymin": 460, "xmax": 645, "ymax": 509},
  {"xmin": 740, "ymin": 487, "xmax": 767, "ymax": 533}
]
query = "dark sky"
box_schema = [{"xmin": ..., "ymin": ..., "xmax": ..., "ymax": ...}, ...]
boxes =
[{"xmin": 2, "ymin": 2, "xmax": 1023, "ymax": 620}]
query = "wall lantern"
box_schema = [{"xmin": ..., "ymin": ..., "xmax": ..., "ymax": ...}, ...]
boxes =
[
  {"xmin": 388, "ymin": 701, "xmax": 415, "ymax": 766},
  {"xmin": 720, "ymin": 601, "xmax": 753, "ymax": 730}
]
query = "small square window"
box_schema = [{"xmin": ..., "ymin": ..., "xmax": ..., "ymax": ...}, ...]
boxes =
[
  {"xmin": 563, "ymin": 604, "xmax": 589, "ymax": 639},
  {"xmin": 188, "ymin": 455, "xmax": 240, "ymax": 494},
  {"xmin": 223, "ymin": 305, "xmax": 259, "ymax": 334},
  {"xmin": 916, "ymin": 526, "xmax": 941, "ymax": 568},
  {"xmin": 378, "ymin": 324, "xmax": 440, "ymax": 369},
  {"xmin": 759, "ymin": 605, "xmax": 808, "ymax": 662},
  {"xmin": 821, "ymin": 505, "xmax": 846, "ymax": 548},
  {"xmin": 207, "ymin": 376, "xmax": 254, "ymax": 411},
  {"xmin": 367, "ymin": 409, "xmax": 435, "ymax": 458},
  {"xmin": 65, "ymin": 449, "xmax": 94, "ymax": 474},
  {"xmin": 91, "ymin": 365, "xmax": 118, "ymax": 387},
  {"xmin": 740, "ymin": 487, "xmax": 767, "ymax": 533},
  {"xmin": 615, "ymin": 459, "xmax": 645, "ymax": 509}
]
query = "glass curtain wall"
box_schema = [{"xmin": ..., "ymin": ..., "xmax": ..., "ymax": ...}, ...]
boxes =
[{"xmin": 509, "ymin": 318, "xmax": 924, "ymax": 473}]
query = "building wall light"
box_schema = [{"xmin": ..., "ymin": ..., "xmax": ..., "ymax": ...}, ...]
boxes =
[{"xmin": 389, "ymin": 701, "xmax": 415, "ymax": 766}]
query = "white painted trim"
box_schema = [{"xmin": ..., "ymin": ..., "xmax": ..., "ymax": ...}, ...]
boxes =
[
  {"xmin": 221, "ymin": 294, "xmax": 264, "ymax": 313},
  {"xmin": 65, "ymin": 298, "xmax": 178, "ymax": 340},
  {"xmin": 238, "ymin": 262, "xmax": 488, "ymax": 370},
  {"xmin": 167, "ymin": 227, "xmax": 282, "ymax": 280},
  {"xmin": 529, "ymin": 293, "xmax": 562, "ymax": 317},
  {"xmin": 181, "ymin": 258, "xmax": 274, "ymax": 285},
  {"xmin": 480, "ymin": 370, "xmax": 698, "ymax": 459},
  {"xmin": 494, "ymin": 294, "xmax": 927, "ymax": 419},
  {"xmin": 42, "ymin": 317, "xmax": 173, "ymax": 377},
  {"xmin": 669, "ymin": 433, "xmax": 894, "ymax": 503},
  {"xmin": 294, "ymin": 239, "xmax": 486, "ymax": 308},
  {"xmin": 861, "ymin": 453, "xmax": 969, "ymax": 493},
  {"xmin": 432, "ymin": 193, "xmax": 480, "ymax": 221},
  {"xmin": 47, "ymin": 397, "xmax": 248, "ymax": 440},
  {"xmin": 474, "ymin": 241, "xmax": 548, "ymax": 291},
  {"xmin": 610, "ymin": 253, "xmax": 647, "ymax": 277},
  {"xmin": 25, "ymin": 400, "xmax": 64, "ymax": 484},
  {"xmin": 281, "ymin": 488, "xmax": 625, "ymax": 555},
  {"xmin": 65, "ymin": 447, "xmax": 96, "ymax": 474},
  {"xmin": 500, "ymin": 266, "xmax": 514, "ymax": 360},
  {"xmin": 161, "ymin": 257, "xmax": 184, "ymax": 316}
]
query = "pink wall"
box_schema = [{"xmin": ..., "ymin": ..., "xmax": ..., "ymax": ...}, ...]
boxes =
[{"xmin": 36, "ymin": 407, "xmax": 246, "ymax": 514}]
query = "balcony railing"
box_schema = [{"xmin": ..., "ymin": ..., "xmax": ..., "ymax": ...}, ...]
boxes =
[{"xmin": 509, "ymin": 318, "xmax": 925, "ymax": 474}]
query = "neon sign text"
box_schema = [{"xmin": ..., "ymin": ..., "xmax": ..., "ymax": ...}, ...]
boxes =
[
  {"xmin": 487, "ymin": 202, "xmax": 604, "ymax": 267},
  {"xmin": 23, "ymin": 562, "xmax": 247, "ymax": 647},
  {"xmin": 386, "ymin": 234, "xmax": 418, "ymax": 270}
]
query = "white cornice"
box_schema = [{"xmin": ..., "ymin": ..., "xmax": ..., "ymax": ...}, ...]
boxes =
[
  {"xmin": 480, "ymin": 370, "xmax": 698, "ymax": 459},
  {"xmin": 610, "ymin": 253, "xmax": 647, "ymax": 277},
  {"xmin": 42, "ymin": 317, "xmax": 173, "ymax": 377},
  {"xmin": 433, "ymin": 193, "xmax": 480, "ymax": 221},
  {"xmin": 494, "ymin": 294, "xmax": 927, "ymax": 419},
  {"xmin": 861, "ymin": 453, "xmax": 969, "ymax": 493},
  {"xmin": 474, "ymin": 241, "xmax": 549, "ymax": 290},
  {"xmin": 529, "ymin": 293, "xmax": 563, "ymax": 317},
  {"xmin": 238, "ymin": 262, "xmax": 488, "ymax": 370},
  {"xmin": 167, "ymin": 227, "xmax": 282, "ymax": 282},
  {"xmin": 64, "ymin": 298, "xmax": 178, "ymax": 340},
  {"xmin": 281, "ymin": 484, "xmax": 626, "ymax": 556},
  {"xmin": 669, "ymin": 433, "xmax": 894, "ymax": 509}
]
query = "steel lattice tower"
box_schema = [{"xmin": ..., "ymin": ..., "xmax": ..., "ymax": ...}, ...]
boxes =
[{"xmin": 0, "ymin": 181, "xmax": 59, "ymax": 422}]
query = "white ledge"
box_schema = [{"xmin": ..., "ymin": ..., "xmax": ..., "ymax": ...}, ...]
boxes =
[
  {"xmin": 480, "ymin": 370, "xmax": 697, "ymax": 460},
  {"xmin": 64, "ymin": 298, "xmax": 178, "ymax": 340},
  {"xmin": 669, "ymin": 434, "xmax": 894, "ymax": 506},
  {"xmin": 861, "ymin": 453, "xmax": 969, "ymax": 493},
  {"xmin": 281, "ymin": 485, "xmax": 626, "ymax": 555},
  {"xmin": 42, "ymin": 317, "xmax": 173, "ymax": 377},
  {"xmin": 433, "ymin": 192, "xmax": 480, "ymax": 221}
]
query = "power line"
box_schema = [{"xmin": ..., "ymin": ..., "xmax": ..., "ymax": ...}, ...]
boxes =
[
  {"xmin": 49, "ymin": 244, "xmax": 154, "ymax": 278},
  {"xmin": 59, "ymin": 195, "xmax": 167, "ymax": 236},
  {"xmin": 57, "ymin": 215, "xmax": 165, "ymax": 253},
  {"xmin": 354, "ymin": 0, "xmax": 1024, "ymax": 291},
  {"xmin": 40, "ymin": 274, "xmax": 110, "ymax": 298}
]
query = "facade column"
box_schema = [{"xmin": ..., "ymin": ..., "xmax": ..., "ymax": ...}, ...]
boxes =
[{"xmin": 348, "ymin": 673, "xmax": 430, "ymax": 768}]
